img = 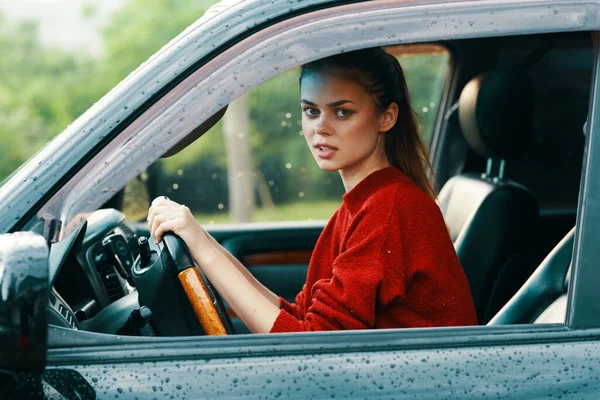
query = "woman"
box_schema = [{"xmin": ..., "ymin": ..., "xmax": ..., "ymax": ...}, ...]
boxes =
[{"xmin": 147, "ymin": 47, "xmax": 478, "ymax": 333}]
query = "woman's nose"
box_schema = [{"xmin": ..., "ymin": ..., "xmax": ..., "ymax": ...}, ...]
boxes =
[{"xmin": 314, "ymin": 116, "xmax": 331, "ymax": 136}]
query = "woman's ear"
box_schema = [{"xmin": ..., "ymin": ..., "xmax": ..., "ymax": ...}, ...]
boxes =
[{"xmin": 379, "ymin": 102, "xmax": 399, "ymax": 133}]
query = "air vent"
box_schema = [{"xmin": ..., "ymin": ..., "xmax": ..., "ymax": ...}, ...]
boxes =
[{"xmin": 92, "ymin": 246, "xmax": 124, "ymax": 302}]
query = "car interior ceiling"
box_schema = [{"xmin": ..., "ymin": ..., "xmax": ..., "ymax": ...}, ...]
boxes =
[{"xmin": 85, "ymin": 32, "xmax": 593, "ymax": 334}]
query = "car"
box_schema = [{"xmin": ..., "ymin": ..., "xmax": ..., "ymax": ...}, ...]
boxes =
[{"xmin": 2, "ymin": 0, "xmax": 600, "ymax": 398}]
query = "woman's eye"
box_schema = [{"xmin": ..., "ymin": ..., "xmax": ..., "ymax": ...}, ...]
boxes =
[
  {"xmin": 336, "ymin": 109, "xmax": 353, "ymax": 117},
  {"xmin": 304, "ymin": 108, "xmax": 319, "ymax": 116}
]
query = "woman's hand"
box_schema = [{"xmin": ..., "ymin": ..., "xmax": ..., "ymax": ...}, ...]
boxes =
[
  {"xmin": 147, "ymin": 197, "xmax": 281, "ymax": 333},
  {"xmin": 147, "ymin": 196, "xmax": 209, "ymax": 249}
]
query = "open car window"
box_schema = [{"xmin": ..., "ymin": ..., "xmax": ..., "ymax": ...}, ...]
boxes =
[{"xmin": 121, "ymin": 44, "xmax": 451, "ymax": 224}]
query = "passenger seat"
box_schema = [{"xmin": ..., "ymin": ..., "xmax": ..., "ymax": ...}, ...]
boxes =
[{"xmin": 438, "ymin": 69, "xmax": 540, "ymax": 323}]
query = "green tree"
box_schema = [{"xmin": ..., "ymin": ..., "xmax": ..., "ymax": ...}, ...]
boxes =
[
  {"xmin": 0, "ymin": 15, "xmax": 99, "ymax": 182},
  {"xmin": 100, "ymin": 0, "xmax": 216, "ymax": 87}
]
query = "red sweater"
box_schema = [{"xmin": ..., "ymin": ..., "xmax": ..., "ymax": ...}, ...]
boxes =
[{"xmin": 270, "ymin": 166, "xmax": 477, "ymax": 333}]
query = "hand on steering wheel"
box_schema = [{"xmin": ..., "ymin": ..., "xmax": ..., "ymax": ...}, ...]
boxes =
[
  {"xmin": 160, "ymin": 233, "xmax": 232, "ymax": 335},
  {"xmin": 145, "ymin": 197, "xmax": 232, "ymax": 335}
]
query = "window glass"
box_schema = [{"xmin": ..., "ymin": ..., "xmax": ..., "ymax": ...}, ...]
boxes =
[{"xmin": 122, "ymin": 45, "xmax": 450, "ymax": 224}]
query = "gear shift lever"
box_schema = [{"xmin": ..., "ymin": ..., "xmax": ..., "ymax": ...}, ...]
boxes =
[{"xmin": 138, "ymin": 236, "xmax": 151, "ymax": 267}]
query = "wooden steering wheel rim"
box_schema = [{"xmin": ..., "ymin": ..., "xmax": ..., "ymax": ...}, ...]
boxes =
[
  {"xmin": 178, "ymin": 268, "xmax": 227, "ymax": 336},
  {"xmin": 161, "ymin": 233, "xmax": 228, "ymax": 336}
]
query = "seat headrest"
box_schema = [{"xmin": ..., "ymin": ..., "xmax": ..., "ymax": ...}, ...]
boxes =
[{"xmin": 458, "ymin": 70, "xmax": 534, "ymax": 160}]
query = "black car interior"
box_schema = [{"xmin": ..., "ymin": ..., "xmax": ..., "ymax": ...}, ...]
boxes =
[
  {"xmin": 45, "ymin": 31, "xmax": 593, "ymax": 337},
  {"xmin": 489, "ymin": 227, "xmax": 575, "ymax": 325}
]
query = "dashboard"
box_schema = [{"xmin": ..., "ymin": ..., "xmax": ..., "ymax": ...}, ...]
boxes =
[{"xmin": 48, "ymin": 209, "xmax": 142, "ymax": 333}]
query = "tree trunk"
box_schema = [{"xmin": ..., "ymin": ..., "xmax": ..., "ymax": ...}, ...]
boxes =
[
  {"xmin": 222, "ymin": 95, "xmax": 254, "ymax": 223},
  {"xmin": 254, "ymin": 168, "xmax": 274, "ymax": 209}
]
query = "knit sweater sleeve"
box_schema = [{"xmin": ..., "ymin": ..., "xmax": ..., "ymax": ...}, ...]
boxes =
[
  {"xmin": 278, "ymin": 284, "xmax": 307, "ymax": 319},
  {"xmin": 270, "ymin": 217, "xmax": 387, "ymax": 333}
]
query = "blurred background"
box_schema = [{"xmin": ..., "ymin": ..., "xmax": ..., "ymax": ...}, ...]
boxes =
[{"xmin": 0, "ymin": 0, "xmax": 449, "ymax": 225}]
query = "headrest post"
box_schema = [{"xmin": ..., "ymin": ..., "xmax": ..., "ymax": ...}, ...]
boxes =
[
  {"xmin": 498, "ymin": 159, "xmax": 506, "ymax": 180},
  {"xmin": 483, "ymin": 158, "xmax": 494, "ymax": 179}
]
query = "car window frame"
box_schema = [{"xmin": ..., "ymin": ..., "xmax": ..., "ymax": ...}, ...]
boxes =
[
  {"xmin": 31, "ymin": 0, "xmax": 600, "ymax": 356},
  {"xmin": 567, "ymin": 31, "xmax": 600, "ymax": 329}
]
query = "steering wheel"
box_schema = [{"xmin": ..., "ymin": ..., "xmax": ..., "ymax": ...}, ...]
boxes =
[
  {"xmin": 132, "ymin": 232, "xmax": 233, "ymax": 335},
  {"xmin": 161, "ymin": 233, "xmax": 232, "ymax": 335}
]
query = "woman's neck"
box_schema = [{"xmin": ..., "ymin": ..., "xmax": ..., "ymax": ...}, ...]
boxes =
[{"xmin": 340, "ymin": 158, "xmax": 391, "ymax": 193}]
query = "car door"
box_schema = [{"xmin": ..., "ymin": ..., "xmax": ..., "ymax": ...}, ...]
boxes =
[{"xmin": 4, "ymin": 0, "xmax": 600, "ymax": 398}]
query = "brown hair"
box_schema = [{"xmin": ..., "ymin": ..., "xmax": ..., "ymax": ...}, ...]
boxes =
[{"xmin": 300, "ymin": 47, "xmax": 438, "ymax": 200}]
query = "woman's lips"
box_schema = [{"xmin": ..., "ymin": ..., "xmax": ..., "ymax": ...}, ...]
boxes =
[{"xmin": 315, "ymin": 146, "xmax": 337, "ymax": 159}]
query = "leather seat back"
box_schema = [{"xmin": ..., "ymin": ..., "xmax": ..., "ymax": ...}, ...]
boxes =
[{"xmin": 439, "ymin": 69, "xmax": 539, "ymax": 323}]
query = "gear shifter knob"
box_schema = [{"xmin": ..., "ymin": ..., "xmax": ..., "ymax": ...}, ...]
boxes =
[{"xmin": 138, "ymin": 236, "xmax": 151, "ymax": 267}]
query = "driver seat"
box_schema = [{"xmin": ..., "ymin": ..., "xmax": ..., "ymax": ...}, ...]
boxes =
[{"xmin": 488, "ymin": 227, "xmax": 575, "ymax": 325}]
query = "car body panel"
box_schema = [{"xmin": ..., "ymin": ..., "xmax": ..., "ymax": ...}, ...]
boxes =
[{"xmin": 44, "ymin": 325, "xmax": 600, "ymax": 398}]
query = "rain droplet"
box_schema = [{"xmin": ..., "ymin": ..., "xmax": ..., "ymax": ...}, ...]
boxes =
[{"xmin": 286, "ymin": 163, "xmax": 292, "ymax": 169}]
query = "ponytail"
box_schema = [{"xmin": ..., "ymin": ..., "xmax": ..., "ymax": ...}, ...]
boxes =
[{"xmin": 384, "ymin": 55, "xmax": 438, "ymax": 200}]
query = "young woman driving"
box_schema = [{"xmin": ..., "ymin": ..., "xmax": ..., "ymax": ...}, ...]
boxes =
[{"xmin": 147, "ymin": 47, "xmax": 478, "ymax": 333}]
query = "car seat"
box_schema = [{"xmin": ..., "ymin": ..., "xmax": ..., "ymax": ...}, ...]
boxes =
[{"xmin": 438, "ymin": 69, "xmax": 540, "ymax": 323}]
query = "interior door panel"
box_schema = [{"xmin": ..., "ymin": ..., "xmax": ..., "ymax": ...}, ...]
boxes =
[{"xmin": 218, "ymin": 227, "xmax": 321, "ymax": 333}]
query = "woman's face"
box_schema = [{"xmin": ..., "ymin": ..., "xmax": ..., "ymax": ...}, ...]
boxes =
[{"xmin": 300, "ymin": 69, "xmax": 396, "ymax": 178}]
